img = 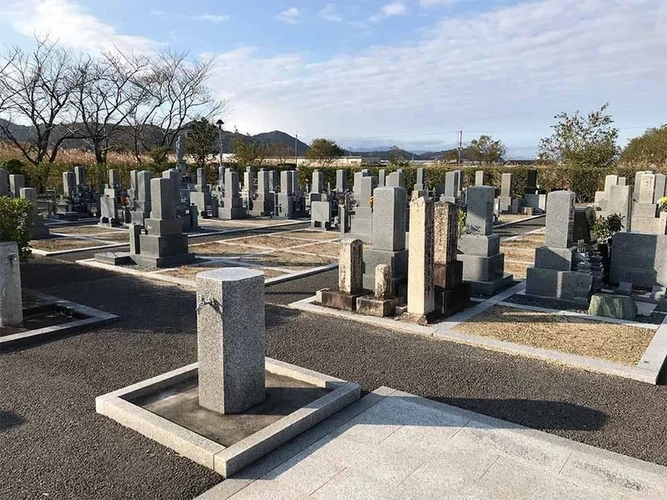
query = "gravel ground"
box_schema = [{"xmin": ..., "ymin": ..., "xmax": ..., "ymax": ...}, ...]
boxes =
[{"xmin": 5, "ymin": 216, "xmax": 667, "ymax": 499}]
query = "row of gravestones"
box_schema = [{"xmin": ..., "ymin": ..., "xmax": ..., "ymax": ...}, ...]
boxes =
[{"xmin": 0, "ymin": 168, "xmax": 50, "ymax": 240}]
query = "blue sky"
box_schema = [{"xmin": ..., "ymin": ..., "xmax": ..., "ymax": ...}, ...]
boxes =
[{"xmin": 1, "ymin": 0, "xmax": 667, "ymax": 157}]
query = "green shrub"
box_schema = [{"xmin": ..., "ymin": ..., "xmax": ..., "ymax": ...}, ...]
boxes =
[{"xmin": 0, "ymin": 197, "xmax": 33, "ymax": 260}]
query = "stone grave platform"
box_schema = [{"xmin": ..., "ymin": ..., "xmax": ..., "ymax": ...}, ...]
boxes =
[{"xmin": 96, "ymin": 358, "xmax": 360, "ymax": 478}]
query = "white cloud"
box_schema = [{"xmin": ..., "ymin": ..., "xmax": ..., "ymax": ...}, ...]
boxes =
[
  {"xmin": 370, "ymin": 2, "xmax": 408, "ymax": 22},
  {"xmin": 275, "ymin": 7, "xmax": 301, "ymax": 25},
  {"xmin": 183, "ymin": 14, "xmax": 230, "ymax": 23},
  {"xmin": 3, "ymin": 0, "xmax": 163, "ymax": 55},
  {"xmin": 319, "ymin": 3, "xmax": 342, "ymax": 22},
  {"xmin": 419, "ymin": 0, "xmax": 456, "ymax": 7},
  {"xmin": 208, "ymin": 0, "xmax": 667, "ymax": 151}
]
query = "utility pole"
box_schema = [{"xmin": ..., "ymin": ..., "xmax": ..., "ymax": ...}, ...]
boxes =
[{"xmin": 457, "ymin": 130, "xmax": 463, "ymax": 166}]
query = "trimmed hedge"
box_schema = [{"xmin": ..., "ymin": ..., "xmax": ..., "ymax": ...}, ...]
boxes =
[{"xmin": 0, "ymin": 196, "xmax": 33, "ymax": 261}]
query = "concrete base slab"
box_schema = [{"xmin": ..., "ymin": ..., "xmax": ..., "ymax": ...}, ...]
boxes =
[
  {"xmin": 131, "ymin": 252, "xmax": 196, "ymax": 268},
  {"xmin": 94, "ymin": 251, "xmax": 134, "ymax": 265},
  {"xmin": 197, "ymin": 387, "xmax": 667, "ymax": 500},
  {"xmin": 355, "ymin": 295, "xmax": 399, "ymax": 317},
  {"xmin": 465, "ymin": 272, "xmax": 514, "ymax": 297},
  {"xmin": 320, "ymin": 289, "xmax": 368, "ymax": 312},
  {"xmin": 96, "ymin": 358, "xmax": 360, "ymax": 478}
]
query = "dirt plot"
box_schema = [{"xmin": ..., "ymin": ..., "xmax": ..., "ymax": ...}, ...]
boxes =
[
  {"xmin": 49, "ymin": 225, "xmax": 115, "ymax": 236},
  {"xmin": 452, "ymin": 305, "xmax": 655, "ymax": 366},
  {"xmin": 497, "ymin": 214, "xmax": 537, "ymax": 225},
  {"xmin": 289, "ymin": 241, "xmax": 340, "ymax": 257},
  {"xmin": 504, "ymin": 261, "xmax": 531, "ymax": 280},
  {"xmin": 500, "ymin": 233, "xmax": 545, "ymax": 263},
  {"xmin": 241, "ymin": 251, "xmax": 337, "ymax": 270},
  {"xmin": 88, "ymin": 232, "xmax": 130, "ymax": 242},
  {"xmin": 158, "ymin": 263, "xmax": 287, "ymax": 281},
  {"xmin": 189, "ymin": 242, "xmax": 259, "ymax": 258},
  {"xmin": 225, "ymin": 235, "xmax": 309, "ymax": 249},
  {"xmin": 281, "ymin": 230, "xmax": 340, "ymax": 242},
  {"xmin": 31, "ymin": 238, "xmax": 115, "ymax": 252}
]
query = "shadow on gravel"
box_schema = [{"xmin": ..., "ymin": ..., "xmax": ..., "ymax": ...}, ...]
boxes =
[
  {"xmin": 0, "ymin": 411, "xmax": 25, "ymax": 432},
  {"xmin": 431, "ymin": 397, "xmax": 608, "ymax": 431}
]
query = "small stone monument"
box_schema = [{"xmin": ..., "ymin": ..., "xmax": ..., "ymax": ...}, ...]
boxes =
[
  {"xmin": 458, "ymin": 186, "xmax": 513, "ymax": 295},
  {"xmin": 0, "ymin": 242, "xmax": 22, "ymax": 327},
  {"xmin": 320, "ymin": 239, "xmax": 366, "ymax": 310},
  {"xmin": 525, "ymin": 190, "xmax": 593, "ymax": 303},
  {"xmin": 250, "ymin": 168, "xmax": 274, "ymax": 216},
  {"xmin": 498, "ymin": 173, "xmax": 517, "ymax": 214},
  {"xmin": 197, "ymin": 268, "xmax": 266, "ymax": 413},
  {"xmin": 220, "ymin": 170, "xmax": 247, "ymax": 219},
  {"xmin": 9, "ymin": 174, "xmax": 24, "ymax": 198},
  {"xmin": 20, "ymin": 188, "xmax": 50, "ymax": 239}
]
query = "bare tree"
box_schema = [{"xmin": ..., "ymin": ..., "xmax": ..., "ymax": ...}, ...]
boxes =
[
  {"xmin": 125, "ymin": 51, "xmax": 226, "ymax": 162},
  {"xmin": 0, "ymin": 37, "xmax": 82, "ymax": 166},
  {"xmin": 71, "ymin": 51, "xmax": 149, "ymax": 164}
]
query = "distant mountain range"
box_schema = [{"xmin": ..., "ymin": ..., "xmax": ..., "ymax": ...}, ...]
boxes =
[{"xmin": 0, "ymin": 119, "xmax": 510, "ymax": 161}]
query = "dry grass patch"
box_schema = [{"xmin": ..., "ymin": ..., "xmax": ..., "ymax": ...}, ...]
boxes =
[
  {"xmin": 452, "ymin": 305, "xmax": 654, "ymax": 366},
  {"xmin": 242, "ymin": 251, "xmax": 337, "ymax": 270},
  {"xmin": 504, "ymin": 261, "xmax": 531, "ymax": 279},
  {"xmin": 49, "ymin": 225, "xmax": 110, "ymax": 235},
  {"xmin": 190, "ymin": 242, "xmax": 257, "ymax": 257},
  {"xmin": 284, "ymin": 230, "xmax": 340, "ymax": 242},
  {"xmin": 290, "ymin": 241, "xmax": 340, "ymax": 258},
  {"xmin": 89, "ymin": 232, "xmax": 130, "ymax": 242},
  {"xmin": 31, "ymin": 238, "xmax": 114, "ymax": 252},
  {"xmin": 160, "ymin": 263, "xmax": 286, "ymax": 281},
  {"xmin": 497, "ymin": 214, "xmax": 533, "ymax": 225},
  {"xmin": 227, "ymin": 235, "xmax": 308, "ymax": 250}
]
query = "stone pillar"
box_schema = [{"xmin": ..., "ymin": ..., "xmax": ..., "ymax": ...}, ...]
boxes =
[
  {"xmin": 196, "ymin": 268, "xmax": 266, "ymax": 414},
  {"xmin": 9, "ymin": 174, "xmax": 24, "ymax": 198},
  {"xmin": 129, "ymin": 170, "xmax": 139, "ymax": 199},
  {"xmin": 311, "ymin": 170, "xmax": 323, "ymax": 194},
  {"xmin": 545, "ymin": 190, "xmax": 575, "ymax": 248},
  {"xmin": 638, "ymin": 173, "xmax": 656, "ymax": 204},
  {"xmin": 498, "ymin": 173, "xmax": 514, "ymax": 213},
  {"xmin": 74, "ymin": 165, "xmax": 86, "ymax": 186},
  {"xmin": 280, "ymin": 170, "xmax": 293, "ymax": 194},
  {"xmin": 108, "ymin": 169, "xmax": 120, "ymax": 188},
  {"xmin": 465, "ymin": 186, "xmax": 494, "ymax": 235},
  {"xmin": 137, "ymin": 171, "xmax": 153, "ymax": 212},
  {"xmin": 654, "ymin": 173, "xmax": 666, "ymax": 204},
  {"xmin": 196, "ymin": 168, "xmax": 207, "ymax": 191},
  {"xmin": 0, "ymin": 168, "xmax": 8, "ymax": 197},
  {"xmin": 374, "ymin": 264, "xmax": 391, "ymax": 299},
  {"xmin": 218, "ymin": 167, "xmax": 226, "ymax": 186},
  {"xmin": 162, "ymin": 169, "xmax": 182, "ymax": 208},
  {"xmin": 0, "ymin": 242, "xmax": 22, "ymax": 327},
  {"xmin": 526, "ymin": 169, "xmax": 538, "ymax": 194},
  {"xmin": 386, "ymin": 171, "xmax": 405, "ymax": 188},
  {"xmin": 336, "ymin": 169, "xmax": 346, "ymax": 192},
  {"xmin": 378, "ymin": 169, "xmax": 387, "ymax": 188},
  {"xmin": 443, "ymin": 171, "xmax": 459, "ymax": 202},
  {"xmin": 150, "ymin": 177, "xmax": 176, "ymax": 221},
  {"xmin": 633, "ymin": 171, "xmax": 652, "ymax": 201},
  {"xmin": 61, "ymin": 172, "xmax": 75, "ymax": 198},
  {"xmin": 434, "ymin": 202, "xmax": 458, "ymax": 266},
  {"xmin": 268, "ymin": 171, "xmax": 278, "ymax": 192},
  {"xmin": 339, "ymin": 239, "xmax": 363, "ymax": 294},
  {"xmin": 414, "ymin": 167, "xmax": 425, "ymax": 191},
  {"xmin": 607, "ymin": 185, "xmax": 632, "ymax": 231},
  {"xmin": 475, "ymin": 171, "xmax": 485, "ymax": 186},
  {"xmin": 407, "ymin": 197, "xmax": 435, "ymax": 320}
]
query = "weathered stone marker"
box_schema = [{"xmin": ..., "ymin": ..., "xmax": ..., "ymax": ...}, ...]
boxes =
[
  {"xmin": 196, "ymin": 268, "xmax": 266, "ymax": 414},
  {"xmin": 407, "ymin": 197, "xmax": 435, "ymax": 322},
  {"xmin": 0, "ymin": 242, "xmax": 22, "ymax": 327},
  {"xmin": 339, "ymin": 239, "xmax": 363, "ymax": 294}
]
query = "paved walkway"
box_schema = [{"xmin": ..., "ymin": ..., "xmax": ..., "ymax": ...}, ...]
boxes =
[{"xmin": 199, "ymin": 388, "xmax": 667, "ymax": 499}]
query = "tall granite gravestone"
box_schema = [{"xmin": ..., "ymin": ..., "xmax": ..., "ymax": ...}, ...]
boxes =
[
  {"xmin": 525, "ymin": 190, "xmax": 592, "ymax": 303},
  {"xmin": 197, "ymin": 268, "xmax": 266, "ymax": 413},
  {"xmin": 20, "ymin": 188, "xmax": 50, "ymax": 239},
  {"xmin": 0, "ymin": 241, "xmax": 22, "ymax": 327},
  {"xmin": 221, "ymin": 170, "xmax": 247, "ymax": 219},
  {"xmin": 190, "ymin": 167, "xmax": 211, "ymax": 217},
  {"xmin": 62, "ymin": 172, "xmax": 76, "ymax": 198},
  {"xmin": 73, "ymin": 165, "xmax": 86, "ymax": 186},
  {"xmin": 412, "ymin": 167, "xmax": 426, "ymax": 199},
  {"xmin": 654, "ymin": 173, "xmax": 667, "ymax": 204},
  {"xmin": 633, "ymin": 170, "xmax": 653, "ymax": 201},
  {"xmin": 406, "ymin": 197, "xmax": 435, "ymax": 324},
  {"xmin": 378, "ymin": 169, "xmax": 387, "ymax": 188},
  {"xmin": 498, "ymin": 173, "xmax": 516, "ymax": 214},
  {"xmin": 524, "ymin": 169, "xmax": 544, "ymax": 212},
  {"xmin": 335, "ymin": 169, "xmax": 347, "ymax": 192},
  {"xmin": 607, "ymin": 185, "xmax": 632, "ymax": 232},
  {"xmin": 442, "ymin": 170, "xmax": 461, "ymax": 203},
  {"xmin": 0, "ymin": 168, "xmax": 8, "ymax": 197},
  {"xmin": 251, "ymin": 168, "xmax": 273, "ymax": 216},
  {"xmin": 320, "ymin": 239, "xmax": 366, "ymax": 311},
  {"xmin": 632, "ymin": 172, "xmax": 660, "ymax": 233},
  {"xmin": 386, "ymin": 171, "xmax": 405, "ymax": 188},
  {"xmin": 350, "ymin": 172, "xmax": 376, "ymax": 243},
  {"xmin": 131, "ymin": 178, "xmax": 195, "ymax": 267},
  {"xmin": 362, "ymin": 186, "xmax": 408, "ymax": 293},
  {"xmin": 433, "ymin": 201, "xmax": 470, "ymax": 316},
  {"xmin": 475, "ymin": 170, "xmax": 485, "ymax": 186},
  {"xmin": 130, "ymin": 170, "xmax": 153, "ymax": 225},
  {"xmin": 458, "ymin": 186, "xmax": 513, "ymax": 295},
  {"xmin": 100, "ymin": 170, "xmax": 122, "ymax": 227},
  {"xmin": 9, "ymin": 174, "xmax": 24, "ymax": 198}
]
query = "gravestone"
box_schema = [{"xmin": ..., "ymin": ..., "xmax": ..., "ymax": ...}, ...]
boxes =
[
  {"xmin": 433, "ymin": 201, "xmax": 470, "ymax": 316},
  {"xmin": 654, "ymin": 173, "xmax": 666, "ymax": 204},
  {"xmin": 442, "ymin": 171, "xmax": 459, "ymax": 203},
  {"xmin": 131, "ymin": 177, "xmax": 195, "ymax": 267},
  {"xmin": 406, "ymin": 197, "xmax": 435, "ymax": 323},
  {"xmin": 458, "ymin": 186, "xmax": 513, "ymax": 295},
  {"xmin": 9, "ymin": 174, "xmax": 24, "ymax": 198},
  {"xmin": 73, "ymin": 165, "xmax": 86, "ymax": 186},
  {"xmin": 130, "ymin": 171, "xmax": 153, "ymax": 225},
  {"xmin": 20, "ymin": 188, "xmax": 50, "ymax": 239},
  {"xmin": 221, "ymin": 170, "xmax": 247, "ymax": 219},
  {"xmin": 197, "ymin": 268, "xmax": 266, "ymax": 414},
  {"xmin": 526, "ymin": 190, "xmax": 592, "ymax": 303},
  {"xmin": 632, "ymin": 172, "xmax": 660, "ymax": 233},
  {"xmin": 475, "ymin": 170, "xmax": 485, "ymax": 186},
  {"xmin": 0, "ymin": 168, "xmax": 7, "ymax": 197},
  {"xmin": 62, "ymin": 172, "xmax": 76, "ymax": 198},
  {"xmin": 386, "ymin": 171, "xmax": 405, "ymax": 188},
  {"xmin": 320, "ymin": 239, "xmax": 366, "ymax": 311},
  {"xmin": 413, "ymin": 167, "xmax": 425, "ymax": 196},
  {"xmin": 633, "ymin": 170, "xmax": 652, "ymax": 201},
  {"xmin": 378, "ymin": 169, "xmax": 387, "ymax": 188},
  {"xmin": 572, "ymin": 207, "xmax": 596, "ymax": 245},
  {"xmin": 335, "ymin": 169, "xmax": 347, "ymax": 192},
  {"xmin": 251, "ymin": 169, "xmax": 274, "ymax": 216},
  {"xmin": 0, "ymin": 242, "xmax": 22, "ymax": 327},
  {"xmin": 350, "ymin": 174, "xmax": 376, "ymax": 243},
  {"xmin": 362, "ymin": 186, "xmax": 408, "ymax": 293},
  {"xmin": 498, "ymin": 173, "xmax": 514, "ymax": 214},
  {"xmin": 610, "ymin": 232, "xmax": 667, "ymax": 287},
  {"xmin": 607, "ymin": 185, "xmax": 632, "ymax": 231}
]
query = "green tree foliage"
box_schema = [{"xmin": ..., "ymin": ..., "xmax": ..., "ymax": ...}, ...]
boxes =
[
  {"xmin": 620, "ymin": 125, "xmax": 667, "ymax": 166},
  {"xmin": 538, "ymin": 103, "xmax": 620, "ymax": 169},
  {"xmin": 465, "ymin": 135, "xmax": 506, "ymax": 164},
  {"xmin": 185, "ymin": 118, "xmax": 219, "ymax": 169},
  {"xmin": 306, "ymin": 138, "xmax": 344, "ymax": 166},
  {"xmin": 388, "ymin": 146, "xmax": 410, "ymax": 168},
  {"xmin": 0, "ymin": 197, "xmax": 33, "ymax": 260},
  {"xmin": 148, "ymin": 146, "xmax": 171, "ymax": 166},
  {"xmin": 232, "ymin": 128, "xmax": 267, "ymax": 166}
]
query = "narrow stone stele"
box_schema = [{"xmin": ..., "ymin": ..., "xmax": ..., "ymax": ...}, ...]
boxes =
[
  {"xmin": 406, "ymin": 197, "xmax": 435, "ymax": 324},
  {"xmin": 0, "ymin": 241, "xmax": 23, "ymax": 327},
  {"xmin": 320, "ymin": 238, "xmax": 367, "ymax": 311}
]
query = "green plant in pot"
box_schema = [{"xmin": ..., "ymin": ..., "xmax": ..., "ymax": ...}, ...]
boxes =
[{"xmin": 591, "ymin": 213, "xmax": 624, "ymax": 262}]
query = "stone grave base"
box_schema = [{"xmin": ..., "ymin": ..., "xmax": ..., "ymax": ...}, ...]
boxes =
[
  {"xmin": 319, "ymin": 288, "xmax": 370, "ymax": 311},
  {"xmin": 131, "ymin": 252, "xmax": 196, "ymax": 268},
  {"xmin": 356, "ymin": 295, "xmax": 400, "ymax": 317},
  {"xmin": 435, "ymin": 282, "xmax": 471, "ymax": 317},
  {"xmin": 95, "ymin": 358, "xmax": 360, "ymax": 478},
  {"xmin": 94, "ymin": 252, "xmax": 134, "ymax": 266},
  {"xmin": 0, "ymin": 290, "xmax": 117, "ymax": 349},
  {"xmin": 465, "ymin": 272, "xmax": 514, "ymax": 297},
  {"xmin": 220, "ymin": 207, "xmax": 248, "ymax": 220}
]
